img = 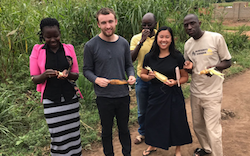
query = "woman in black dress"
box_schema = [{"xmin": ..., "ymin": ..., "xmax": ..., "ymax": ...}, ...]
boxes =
[{"xmin": 140, "ymin": 26, "xmax": 192, "ymax": 156}]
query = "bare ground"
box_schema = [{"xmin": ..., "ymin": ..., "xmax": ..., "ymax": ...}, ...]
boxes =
[{"xmin": 222, "ymin": 20, "xmax": 250, "ymax": 37}]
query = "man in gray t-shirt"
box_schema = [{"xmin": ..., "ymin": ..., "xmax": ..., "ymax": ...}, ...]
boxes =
[
  {"xmin": 183, "ymin": 14, "xmax": 231, "ymax": 156},
  {"xmin": 83, "ymin": 8, "xmax": 135, "ymax": 156}
]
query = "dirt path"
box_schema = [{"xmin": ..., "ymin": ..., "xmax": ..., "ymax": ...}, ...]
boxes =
[{"xmin": 82, "ymin": 69, "xmax": 250, "ymax": 156}]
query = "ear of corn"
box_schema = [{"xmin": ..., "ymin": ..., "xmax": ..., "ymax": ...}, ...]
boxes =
[
  {"xmin": 109, "ymin": 79, "xmax": 128, "ymax": 85},
  {"xmin": 58, "ymin": 71, "xmax": 63, "ymax": 76},
  {"xmin": 199, "ymin": 69, "xmax": 210, "ymax": 75},
  {"xmin": 199, "ymin": 67, "xmax": 225, "ymax": 79},
  {"xmin": 153, "ymin": 71, "xmax": 169, "ymax": 83},
  {"xmin": 145, "ymin": 66, "xmax": 169, "ymax": 83}
]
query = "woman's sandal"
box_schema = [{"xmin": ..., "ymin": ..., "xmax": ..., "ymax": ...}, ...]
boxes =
[
  {"xmin": 142, "ymin": 148, "xmax": 157, "ymax": 156},
  {"xmin": 193, "ymin": 148, "xmax": 209, "ymax": 156}
]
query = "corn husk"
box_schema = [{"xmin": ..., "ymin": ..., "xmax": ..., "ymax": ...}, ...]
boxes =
[
  {"xmin": 199, "ymin": 67, "xmax": 224, "ymax": 79},
  {"xmin": 175, "ymin": 66, "xmax": 180, "ymax": 87},
  {"xmin": 145, "ymin": 66, "xmax": 169, "ymax": 83}
]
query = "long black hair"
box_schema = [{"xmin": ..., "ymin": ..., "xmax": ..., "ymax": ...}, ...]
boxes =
[
  {"xmin": 150, "ymin": 26, "xmax": 180, "ymax": 59},
  {"xmin": 38, "ymin": 17, "xmax": 60, "ymax": 43}
]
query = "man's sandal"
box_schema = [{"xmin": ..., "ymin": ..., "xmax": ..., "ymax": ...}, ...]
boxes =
[
  {"xmin": 193, "ymin": 148, "xmax": 209, "ymax": 156},
  {"xmin": 142, "ymin": 149, "xmax": 157, "ymax": 156},
  {"xmin": 134, "ymin": 135, "xmax": 145, "ymax": 144}
]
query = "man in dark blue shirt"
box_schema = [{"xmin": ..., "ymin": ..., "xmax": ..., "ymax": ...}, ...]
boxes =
[{"xmin": 83, "ymin": 8, "xmax": 136, "ymax": 156}]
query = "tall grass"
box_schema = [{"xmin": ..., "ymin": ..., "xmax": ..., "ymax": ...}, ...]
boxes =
[
  {"xmin": 1, "ymin": 0, "xmax": 250, "ymax": 155},
  {"xmin": 0, "ymin": 0, "xmax": 218, "ymax": 82}
]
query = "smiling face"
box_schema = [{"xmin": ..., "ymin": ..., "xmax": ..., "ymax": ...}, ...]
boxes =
[
  {"xmin": 97, "ymin": 13, "xmax": 117, "ymax": 38},
  {"xmin": 157, "ymin": 30, "xmax": 172, "ymax": 51},
  {"xmin": 42, "ymin": 26, "xmax": 61, "ymax": 50},
  {"xmin": 183, "ymin": 14, "xmax": 202, "ymax": 39}
]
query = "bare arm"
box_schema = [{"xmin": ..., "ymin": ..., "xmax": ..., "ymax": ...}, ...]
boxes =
[
  {"xmin": 131, "ymin": 29, "xmax": 150, "ymax": 62},
  {"xmin": 66, "ymin": 72, "xmax": 79, "ymax": 81},
  {"xmin": 32, "ymin": 69, "xmax": 58, "ymax": 84},
  {"xmin": 131, "ymin": 46, "xmax": 142, "ymax": 62},
  {"xmin": 140, "ymin": 68, "xmax": 155, "ymax": 82},
  {"xmin": 179, "ymin": 69, "xmax": 189, "ymax": 84},
  {"xmin": 212, "ymin": 59, "xmax": 232, "ymax": 71}
]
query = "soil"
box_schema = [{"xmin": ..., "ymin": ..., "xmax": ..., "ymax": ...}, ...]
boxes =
[
  {"xmin": 222, "ymin": 20, "xmax": 250, "ymax": 27},
  {"xmin": 82, "ymin": 21, "xmax": 250, "ymax": 156}
]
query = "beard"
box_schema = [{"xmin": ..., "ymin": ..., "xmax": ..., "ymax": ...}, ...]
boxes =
[{"xmin": 102, "ymin": 28, "xmax": 115, "ymax": 37}]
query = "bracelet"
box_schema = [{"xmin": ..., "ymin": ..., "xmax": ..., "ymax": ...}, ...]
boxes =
[{"xmin": 137, "ymin": 41, "xmax": 143, "ymax": 47}]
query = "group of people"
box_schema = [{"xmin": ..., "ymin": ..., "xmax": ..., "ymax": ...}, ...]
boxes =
[{"xmin": 30, "ymin": 7, "xmax": 231, "ymax": 156}]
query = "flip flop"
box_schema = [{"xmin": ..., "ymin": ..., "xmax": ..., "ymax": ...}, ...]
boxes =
[
  {"xmin": 142, "ymin": 149, "xmax": 157, "ymax": 156},
  {"xmin": 193, "ymin": 148, "xmax": 209, "ymax": 156}
]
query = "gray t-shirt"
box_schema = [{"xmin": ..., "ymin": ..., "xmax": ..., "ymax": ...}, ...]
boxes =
[{"xmin": 83, "ymin": 35, "xmax": 135, "ymax": 98}]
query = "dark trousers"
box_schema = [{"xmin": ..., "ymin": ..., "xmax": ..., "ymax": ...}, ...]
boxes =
[{"xmin": 96, "ymin": 95, "xmax": 131, "ymax": 156}]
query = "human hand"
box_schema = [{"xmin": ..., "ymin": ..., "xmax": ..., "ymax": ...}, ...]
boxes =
[
  {"xmin": 147, "ymin": 71, "xmax": 155, "ymax": 81},
  {"xmin": 164, "ymin": 79, "xmax": 177, "ymax": 87},
  {"xmin": 44, "ymin": 69, "xmax": 58, "ymax": 79},
  {"xmin": 184, "ymin": 60, "xmax": 193, "ymax": 70},
  {"xmin": 141, "ymin": 29, "xmax": 150, "ymax": 43},
  {"xmin": 203, "ymin": 67, "xmax": 213, "ymax": 77},
  {"xmin": 127, "ymin": 76, "xmax": 136, "ymax": 85},
  {"xmin": 95, "ymin": 77, "xmax": 110, "ymax": 87}
]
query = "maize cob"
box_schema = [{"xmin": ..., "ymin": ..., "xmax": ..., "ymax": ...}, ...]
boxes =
[
  {"xmin": 58, "ymin": 71, "xmax": 63, "ymax": 76},
  {"xmin": 199, "ymin": 67, "xmax": 224, "ymax": 79},
  {"xmin": 145, "ymin": 66, "xmax": 169, "ymax": 83},
  {"xmin": 109, "ymin": 79, "xmax": 128, "ymax": 85}
]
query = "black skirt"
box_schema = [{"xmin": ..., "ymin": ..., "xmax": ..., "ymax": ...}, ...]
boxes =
[{"xmin": 145, "ymin": 83, "xmax": 192, "ymax": 150}]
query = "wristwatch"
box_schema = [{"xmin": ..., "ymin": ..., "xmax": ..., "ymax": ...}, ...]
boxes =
[{"xmin": 137, "ymin": 41, "xmax": 143, "ymax": 47}]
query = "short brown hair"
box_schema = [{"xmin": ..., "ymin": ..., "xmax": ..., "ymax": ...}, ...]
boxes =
[{"xmin": 96, "ymin": 8, "xmax": 116, "ymax": 22}]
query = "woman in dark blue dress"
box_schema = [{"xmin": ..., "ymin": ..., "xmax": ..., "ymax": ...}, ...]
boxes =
[{"xmin": 140, "ymin": 26, "xmax": 192, "ymax": 156}]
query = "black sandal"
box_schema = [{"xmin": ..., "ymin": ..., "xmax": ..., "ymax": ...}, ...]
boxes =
[{"xmin": 193, "ymin": 148, "xmax": 209, "ymax": 156}]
